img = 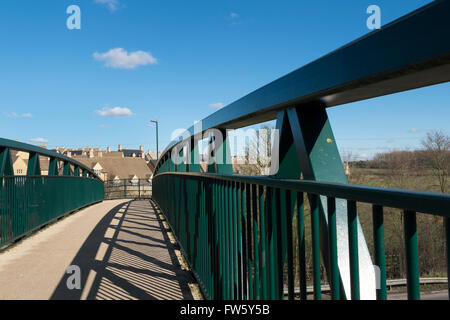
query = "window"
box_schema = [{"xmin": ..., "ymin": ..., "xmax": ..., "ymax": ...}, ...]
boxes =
[{"xmin": 17, "ymin": 169, "xmax": 23, "ymax": 174}]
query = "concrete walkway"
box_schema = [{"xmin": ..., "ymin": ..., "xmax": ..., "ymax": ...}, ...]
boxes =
[{"xmin": 0, "ymin": 200, "xmax": 195, "ymax": 300}]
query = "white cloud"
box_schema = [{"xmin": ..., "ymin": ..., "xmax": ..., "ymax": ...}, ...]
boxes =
[
  {"xmin": 360, "ymin": 153, "xmax": 369, "ymax": 159},
  {"xmin": 95, "ymin": 106, "xmax": 135, "ymax": 117},
  {"xmin": 94, "ymin": 0, "xmax": 120, "ymax": 11},
  {"xmin": 209, "ymin": 102, "xmax": 225, "ymax": 109},
  {"xmin": 408, "ymin": 128, "xmax": 421, "ymax": 133},
  {"xmin": 230, "ymin": 12, "xmax": 239, "ymax": 19},
  {"xmin": 93, "ymin": 48, "xmax": 157, "ymax": 69},
  {"xmin": 8, "ymin": 112, "xmax": 33, "ymax": 118},
  {"xmin": 29, "ymin": 137, "xmax": 48, "ymax": 144}
]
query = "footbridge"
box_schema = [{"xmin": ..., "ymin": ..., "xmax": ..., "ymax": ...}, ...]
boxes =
[{"xmin": 1, "ymin": 1, "xmax": 450, "ymax": 300}]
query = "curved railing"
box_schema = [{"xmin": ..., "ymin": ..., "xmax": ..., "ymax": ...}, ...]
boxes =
[
  {"xmin": 151, "ymin": 1, "xmax": 450, "ymax": 300},
  {"xmin": 0, "ymin": 138, "xmax": 104, "ymax": 248}
]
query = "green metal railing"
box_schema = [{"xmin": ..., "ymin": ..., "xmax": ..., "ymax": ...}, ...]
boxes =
[
  {"xmin": 150, "ymin": 1, "xmax": 450, "ymax": 300},
  {"xmin": 0, "ymin": 176, "xmax": 104, "ymax": 247},
  {"xmin": 104, "ymin": 179, "xmax": 152, "ymax": 200},
  {"xmin": 153, "ymin": 173, "xmax": 450, "ymax": 300},
  {"xmin": 0, "ymin": 138, "xmax": 104, "ymax": 249}
]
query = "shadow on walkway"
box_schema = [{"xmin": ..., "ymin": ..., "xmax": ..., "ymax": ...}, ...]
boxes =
[{"xmin": 50, "ymin": 200, "xmax": 194, "ymax": 300}]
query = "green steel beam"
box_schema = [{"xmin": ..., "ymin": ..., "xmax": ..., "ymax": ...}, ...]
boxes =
[
  {"xmin": 0, "ymin": 147, "xmax": 14, "ymax": 176},
  {"xmin": 189, "ymin": 136, "xmax": 201, "ymax": 173},
  {"xmin": 48, "ymin": 157, "xmax": 59, "ymax": 176},
  {"xmin": 63, "ymin": 161, "xmax": 72, "ymax": 176},
  {"xmin": 216, "ymin": 129, "xmax": 233, "ymax": 175},
  {"xmin": 27, "ymin": 152, "xmax": 41, "ymax": 176}
]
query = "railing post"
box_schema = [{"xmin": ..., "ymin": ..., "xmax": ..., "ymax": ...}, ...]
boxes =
[
  {"xmin": 445, "ymin": 217, "xmax": 450, "ymax": 300},
  {"xmin": 327, "ymin": 197, "xmax": 340, "ymax": 300},
  {"xmin": 373, "ymin": 205, "xmax": 387, "ymax": 300},
  {"xmin": 404, "ymin": 210, "xmax": 420, "ymax": 300}
]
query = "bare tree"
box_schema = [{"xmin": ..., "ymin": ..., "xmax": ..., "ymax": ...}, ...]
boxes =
[
  {"xmin": 234, "ymin": 126, "xmax": 273, "ymax": 176},
  {"xmin": 422, "ymin": 130, "xmax": 450, "ymax": 193},
  {"xmin": 341, "ymin": 149, "xmax": 354, "ymax": 178}
]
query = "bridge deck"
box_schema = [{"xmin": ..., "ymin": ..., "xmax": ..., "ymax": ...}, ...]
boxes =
[{"xmin": 0, "ymin": 200, "xmax": 196, "ymax": 300}]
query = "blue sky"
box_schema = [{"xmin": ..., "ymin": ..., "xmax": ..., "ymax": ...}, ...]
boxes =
[{"xmin": 0, "ymin": 0, "xmax": 448, "ymax": 160}]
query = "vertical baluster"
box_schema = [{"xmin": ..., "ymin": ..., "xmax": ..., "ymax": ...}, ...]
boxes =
[
  {"xmin": 231, "ymin": 181, "xmax": 237, "ymax": 299},
  {"xmin": 327, "ymin": 197, "xmax": 339, "ymax": 300},
  {"xmin": 310, "ymin": 194, "xmax": 321, "ymax": 300},
  {"xmin": 286, "ymin": 190, "xmax": 295, "ymax": 300},
  {"xmin": 240, "ymin": 183, "xmax": 248, "ymax": 300},
  {"xmin": 347, "ymin": 200, "xmax": 360, "ymax": 300},
  {"xmin": 372, "ymin": 205, "xmax": 387, "ymax": 300},
  {"xmin": 252, "ymin": 184, "xmax": 260, "ymax": 299},
  {"xmin": 297, "ymin": 192, "xmax": 307, "ymax": 300},
  {"xmin": 259, "ymin": 185, "xmax": 268, "ymax": 299},
  {"xmin": 247, "ymin": 184, "xmax": 254, "ymax": 300},
  {"xmin": 404, "ymin": 210, "xmax": 420, "ymax": 300},
  {"xmin": 445, "ymin": 217, "xmax": 450, "ymax": 300},
  {"xmin": 236, "ymin": 182, "xmax": 243, "ymax": 300}
]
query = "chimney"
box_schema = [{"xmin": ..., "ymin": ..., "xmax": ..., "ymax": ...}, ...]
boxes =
[
  {"xmin": 118, "ymin": 144, "xmax": 122, "ymax": 152},
  {"xmin": 140, "ymin": 145, "xmax": 144, "ymax": 152},
  {"xmin": 107, "ymin": 146, "xmax": 111, "ymax": 153},
  {"xmin": 98, "ymin": 152, "xmax": 103, "ymax": 158},
  {"xmin": 67, "ymin": 151, "xmax": 72, "ymax": 157},
  {"xmin": 89, "ymin": 148, "xmax": 94, "ymax": 158}
]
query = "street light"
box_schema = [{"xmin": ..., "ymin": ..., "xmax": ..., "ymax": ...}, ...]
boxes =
[{"xmin": 150, "ymin": 120, "xmax": 159, "ymax": 162}]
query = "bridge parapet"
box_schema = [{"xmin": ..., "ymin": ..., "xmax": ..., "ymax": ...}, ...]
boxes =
[
  {"xmin": 0, "ymin": 138, "xmax": 104, "ymax": 249},
  {"xmin": 152, "ymin": 1, "xmax": 450, "ymax": 300}
]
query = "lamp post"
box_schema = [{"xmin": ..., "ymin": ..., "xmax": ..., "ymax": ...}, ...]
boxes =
[{"xmin": 150, "ymin": 120, "xmax": 159, "ymax": 162}]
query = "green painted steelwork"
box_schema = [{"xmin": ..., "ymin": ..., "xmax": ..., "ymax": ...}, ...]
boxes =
[
  {"xmin": 152, "ymin": 172, "xmax": 450, "ymax": 300},
  {"xmin": 151, "ymin": 1, "xmax": 450, "ymax": 300},
  {"xmin": 0, "ymin": 139, "xmax": 104, "ymax": 250},
  {"xmin": 297, "ymin": 192, "xmax": 307, "ymax": 300},
  {"xmin": 347, "ymin": 200, "xmax": 360, "ymax": 300},
  {"xmin": 0, "ymin": 148, "xmax": 14, "ymax": 176},
  {"xmin": 0, "ymin": 176, "xmax": 103, "ymax": 248},
  {"xmin": 404, "ymin": 210, "xmax": 420, "ymax": 300},
  {"xmin": 373, "ymin": 205, "xmax": 387, "ymax": 300},
  {"xmin": 327, "ymin": 197, "xmax": 339, "ymax": 300},
  {"xmin": 310, "ymin": 194, "xmax": 321, "ymax": 300},
  {"xmin": 446, "ymin": 217, "xmax": 450, "ymax": 299}
]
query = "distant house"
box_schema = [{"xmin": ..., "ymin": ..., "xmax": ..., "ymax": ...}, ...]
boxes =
[
  {"xmin": 54, "ymin": 144, "xmax": 158, "ymax": 182},
  {"xmin": 76, "ymin": 156, "xmax": 152, "ymax": 183},
  {"xmin": 11, "ymin": 150, "xmax": 49, "ymax": 176}
]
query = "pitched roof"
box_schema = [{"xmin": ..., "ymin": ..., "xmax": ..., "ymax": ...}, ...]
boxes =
[
  {"xmin": 10, "ymin": 150, "xmax": 50, "ymax": 173},
  {"xmin": 122, "ymin": 149, "xmax": 144, "ymax": 158},
  {"xmin": 76, "ymin": 157, "xmax": 152, "ymax": 181}
]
